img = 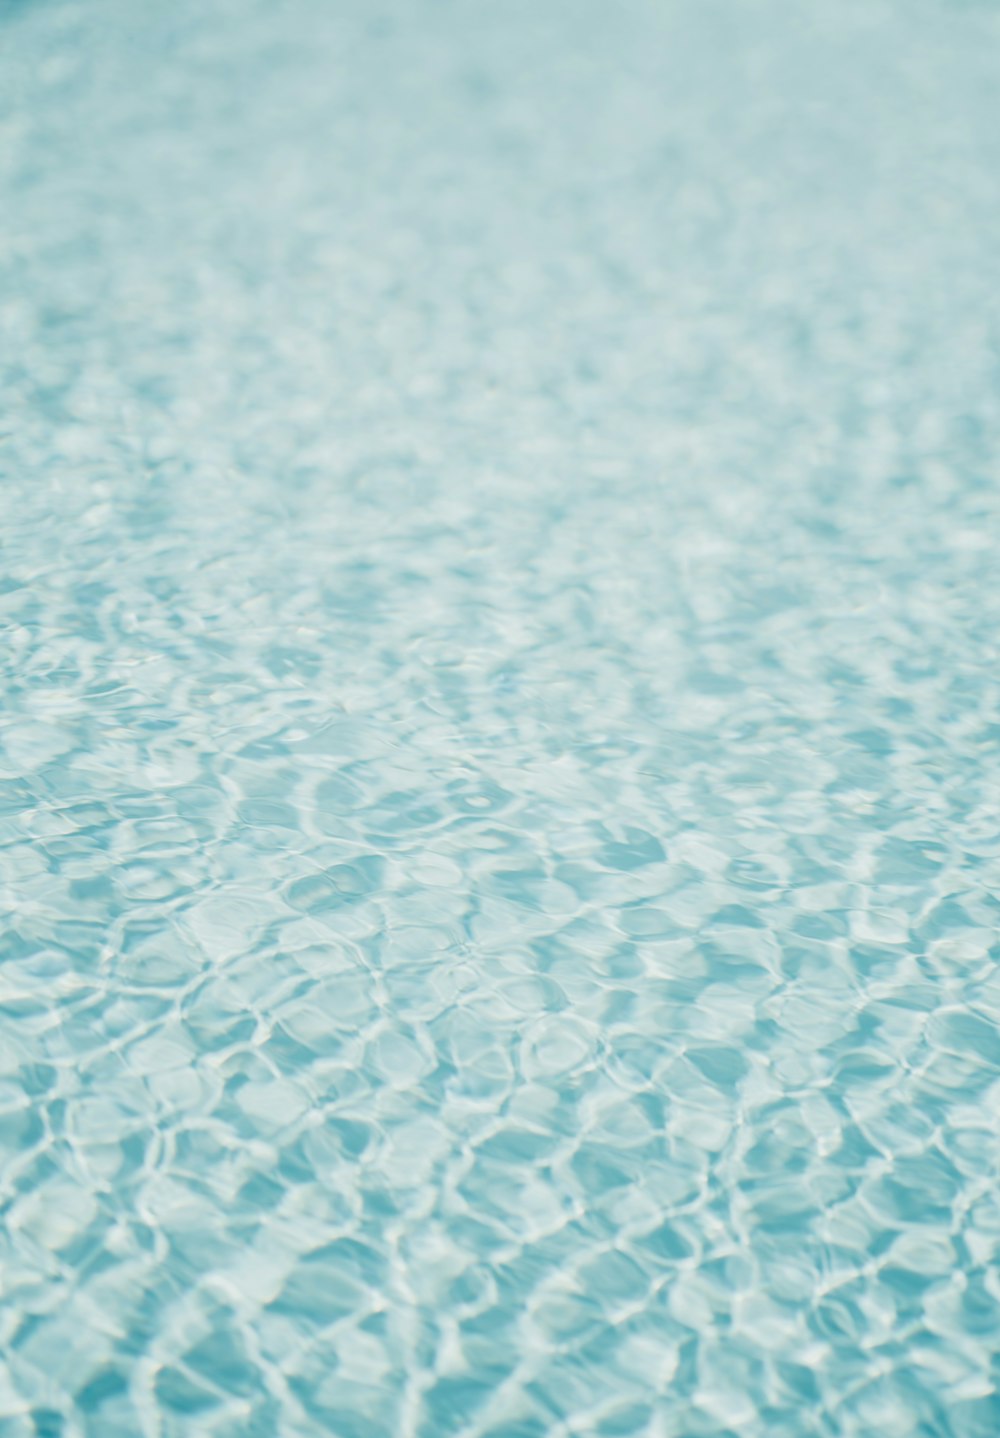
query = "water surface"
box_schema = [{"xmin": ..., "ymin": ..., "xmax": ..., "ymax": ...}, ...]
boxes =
[{"xmin": 2, "ymin": 1, "xmax": 1000, "ymax": 1434}]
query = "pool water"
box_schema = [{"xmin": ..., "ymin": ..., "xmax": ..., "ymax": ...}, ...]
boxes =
[{"xmin": 2, "ymin": 0, "xmax": 1000, "ymax": 1434}]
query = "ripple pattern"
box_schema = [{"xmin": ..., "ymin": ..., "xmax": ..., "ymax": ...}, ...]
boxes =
[{"xmin": 2, "ymin": 0, "xmax": 1000, "ymax": 1434}]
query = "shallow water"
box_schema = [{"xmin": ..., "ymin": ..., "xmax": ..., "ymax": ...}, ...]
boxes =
[{"xmin": 2, "ymin": 1, "xmax": 1000, "ymax": 1434}]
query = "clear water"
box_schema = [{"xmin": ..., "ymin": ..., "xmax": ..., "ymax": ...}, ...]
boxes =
[{"xmin": 2, "ymin": 1, "xmax": 1000, "ymax": 1434}]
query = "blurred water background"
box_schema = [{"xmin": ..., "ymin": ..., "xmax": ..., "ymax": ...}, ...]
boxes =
[{"xmin": 2, "ymin": 0, "xmax": 1000, "ymax": 1434}]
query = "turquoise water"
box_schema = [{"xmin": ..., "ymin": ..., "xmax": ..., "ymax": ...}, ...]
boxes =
[{"xmin": 2, "ymin": 0, "xmax": 1000, "ymax": 1433}]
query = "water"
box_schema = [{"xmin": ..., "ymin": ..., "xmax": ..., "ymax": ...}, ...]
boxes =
[{"xmin": 2, "ymin": 0, "xmax": 1000, "ymax": 1433}]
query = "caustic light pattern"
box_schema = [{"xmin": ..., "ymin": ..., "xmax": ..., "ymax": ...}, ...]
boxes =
[{"xmin": 2, "ymin": 0, "xmax": 1000, "ymax": 1435}]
